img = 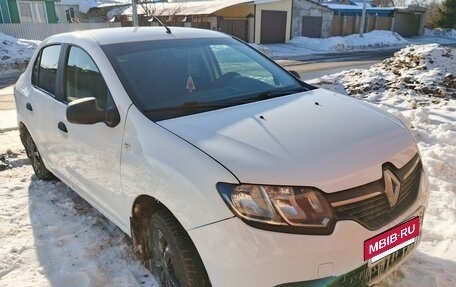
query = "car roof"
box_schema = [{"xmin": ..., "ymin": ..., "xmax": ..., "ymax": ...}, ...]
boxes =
[{"xmin": 47, "ymin": 26, "xmax": 231, "ymax": 45}]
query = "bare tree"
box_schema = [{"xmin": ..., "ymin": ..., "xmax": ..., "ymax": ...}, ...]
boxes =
[
  {"xmin": 427, "ymin": 0, "xmax": 444, "ymax": 28},
  {"xmin": 372, "ymin": 0, "xmax": 395, "ymax": 7},
  {"xmin": 410, "ymin": 0, "xmax": 444, "ymax": 28},
  {"xmin": 393, "ymin": 0, "xmax": 407, "ymax": 6},
  {"xmin": 135, "ymin": 0, "xmax": 183, "ymax": 19},
  {"xmin": 434, "ymin": 0, "xmax": 456, "ymax": 28},
  {"xmin": 372, "ymin": 0, "xmax": 408, "ymax": 7}
]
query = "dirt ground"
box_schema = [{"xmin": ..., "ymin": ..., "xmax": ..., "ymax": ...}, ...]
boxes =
[
  {"xmin": 0, "ymin": 85, "xmax": 15, "ymax": 111},
  {"xmin": 0, "ymin": 73, "xmax": 19, "ymax": 110}
]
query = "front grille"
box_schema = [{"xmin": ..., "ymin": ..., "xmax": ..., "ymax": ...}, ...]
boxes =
[{"xmin": 328, "ymin": 155, "xmax": 422, "ymax": 230}]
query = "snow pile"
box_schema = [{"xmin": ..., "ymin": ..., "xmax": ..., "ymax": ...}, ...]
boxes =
[
  {"xmin": 317, "ymin": 44, "xmax": 456, "ymax": 101},
  {"xmin": 309, "ymin": 44, "xmax": 456, "ymax": 286},
  {"xmin": 291, "ymin": 30, "xmax": 407, "ymax": 52},
  {"xmin": 425, "ymin": 28, "xmax": 456, "ymax": 39},
  {"xmin": 0, "ymin": 33, "xmax": 39, "ymax": 74},
  {"xmin": 268, "ymin": 30, "xmax": 407, "ymax": 58}
]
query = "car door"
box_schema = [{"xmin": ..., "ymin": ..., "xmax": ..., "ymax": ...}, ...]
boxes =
[
  {"xmin": 53, "ymin": 44, "xmax": 126, "ymax": 227},
  {"xmin": 25, "ymin": 44, "xmax": 65, "ymax": 175}
]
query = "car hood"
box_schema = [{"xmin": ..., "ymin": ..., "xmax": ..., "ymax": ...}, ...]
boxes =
[{"xmin": 158, "ymin": 89, "xmax": 418, "ymax": 193}]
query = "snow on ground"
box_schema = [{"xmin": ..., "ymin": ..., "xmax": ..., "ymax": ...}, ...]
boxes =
[
  {"xmin": 409, "ymin": 29, "xmax": 456, "ymax": 46},
  {"xmin": 0, "ymin": 131, "xmax": 158, "ymax": 286},
  {"xmin": 0, "ymin": 33, "xmax": 39, "ymax": 75},
  {"xmin": 264, "ymin": 30, "xmax": 408, "ymax": 59},
  {"xmin": 309, "ymin": 44, "xmax": 456, "ymax": 287},
  {"xmin": 425, "ymin": 28, "xmax": 456, "ymax": 39}
]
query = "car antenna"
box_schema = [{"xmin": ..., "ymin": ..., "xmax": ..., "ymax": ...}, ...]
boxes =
[{"xmin": 153, "ymin": 16, "xmax": 171, "ymax": 34}]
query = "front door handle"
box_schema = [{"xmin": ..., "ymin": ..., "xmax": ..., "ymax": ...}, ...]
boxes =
[
  {"xmin": 58, "ymin": 122, "xmax": 68, "ymax": 133},
  {"xmin": 26, "ymin": 103, "xmax": 33, "ymax": 111}
]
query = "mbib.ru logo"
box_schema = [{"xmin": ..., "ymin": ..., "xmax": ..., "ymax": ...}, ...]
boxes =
[{"xmin": 364, "ymin": 217, "xmax": 420, "ymax": 262}]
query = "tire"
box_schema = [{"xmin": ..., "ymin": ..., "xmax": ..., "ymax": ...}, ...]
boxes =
[
  {"xmin": 23, "ymin": 132, "xmax": 53, "ymax": 180},
  {"xmin": 149, "ymin": 209, "xmax": 211, "ymax": 287}
]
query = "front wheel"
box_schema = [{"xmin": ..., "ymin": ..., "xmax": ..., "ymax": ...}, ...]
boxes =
[{"xmin": 149, "ymin": 209, "xmax": 211, "ymax": 287}]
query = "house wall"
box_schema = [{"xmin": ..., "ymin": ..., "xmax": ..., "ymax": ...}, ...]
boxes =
[
  {"xmin": 1, "ymin": 1, "xmax": 10, "ymax": 23},
  {"xmin": 254, "ymin": 0, "xmax": 292, "ymax": 43},
  {"xmin": 55, "ymin": 4, "xmax": 80, "ymax": 23},
  {"xmin": 7, "ymin": 0, "xmax": 20, "ymax": 23},
  {"xmin": 6, "ymin": 0, "xmax": 57, "ymax": 23},
  {"xmin": 44, "ymin": 0, "xmax": 57, "ymax": 23},
  {"xmin": 292, "ymin": 0, "xmax": 333, "ymax": 38}
]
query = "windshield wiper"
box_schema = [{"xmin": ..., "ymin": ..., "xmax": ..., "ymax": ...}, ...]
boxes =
[
  {"xmin": 143, "ymin": 101, "xmax": 229, "ymax": 112},
  {"xmin": 254, "ymin": 87, "xmax": 309, "ymax": 100},
  {"xmin": 143, "ymin": 87, "xmax": 309, "ymax": 113}
]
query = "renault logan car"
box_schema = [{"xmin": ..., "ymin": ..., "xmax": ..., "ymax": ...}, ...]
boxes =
[{"xmin": 15, "ymin": 27, "xmax": 429, "ymax": 287}]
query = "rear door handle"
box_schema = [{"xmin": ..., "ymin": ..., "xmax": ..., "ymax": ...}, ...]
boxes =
[
  {"xmin": 26, "ymin": 103, "xmax": 33, "ymax": 111},
  {"xmin": 58, "ymin": 122, "xmax": 68, "ymax": 133}
]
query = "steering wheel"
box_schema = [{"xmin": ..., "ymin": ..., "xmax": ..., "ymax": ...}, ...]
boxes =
[{"xmin": 211, "ymin": 72, "xmax": 241, "ymax": 88}]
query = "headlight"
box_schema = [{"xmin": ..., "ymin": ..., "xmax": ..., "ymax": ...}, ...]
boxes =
[{"xmin": 217, "ymin": 183, "xmax": 335, "ymax": 235}]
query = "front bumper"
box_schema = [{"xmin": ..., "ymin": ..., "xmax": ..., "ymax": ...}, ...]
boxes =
[
  {"xmin": 188, "ymin": 171, "xmax": 429, "ymax": 287},
  {"xmin": 277, "ymin": 238, "xmax": 419, "ymax": 286}
]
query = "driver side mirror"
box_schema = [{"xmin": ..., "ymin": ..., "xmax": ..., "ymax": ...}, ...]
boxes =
[{"xmin": 66, "ymin": 97, "xmax": 120, "ymax": 127}]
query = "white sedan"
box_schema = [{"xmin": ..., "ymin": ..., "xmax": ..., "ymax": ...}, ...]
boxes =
[{"xmin": 14, "ymin": 26, "xmax": 428, "ymax": 287}]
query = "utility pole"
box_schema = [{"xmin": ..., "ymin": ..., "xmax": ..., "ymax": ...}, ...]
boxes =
[
  {"xmin": 360, "ymin": 0, "xmax": 367, "ymax": 38},
  {"xmin": 132, "ymin": 0, "xmax": 139, "ymax": 27}
]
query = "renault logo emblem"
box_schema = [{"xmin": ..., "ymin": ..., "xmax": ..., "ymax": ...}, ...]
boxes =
[{"xmin": 384, "ymin": 170, "xmax": 401, "ymax": 207}]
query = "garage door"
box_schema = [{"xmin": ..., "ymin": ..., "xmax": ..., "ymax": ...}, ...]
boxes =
[
  {"xmin": 261, "ymin": 10, "xmax": 287, "ymax": 44},
  {"xmin": 302, "ymin": 16, "xmax": 322, "ymax": 38},
  {"xmin": 394, "ymin": 13, "xmax": 420, "ymax": 37}
]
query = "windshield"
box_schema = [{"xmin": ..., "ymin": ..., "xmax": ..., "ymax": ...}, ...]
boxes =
[{"xmin": 103, "ymin": 37, "xmax": 311, "ymax": 121}]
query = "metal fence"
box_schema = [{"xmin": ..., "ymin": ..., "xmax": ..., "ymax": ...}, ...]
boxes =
[{"xmin": 0, "ymin": 23, "xmax": 121, "ymax": 40}]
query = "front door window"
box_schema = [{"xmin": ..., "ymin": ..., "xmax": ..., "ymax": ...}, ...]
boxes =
[{"xmin": 64, "ymin": 46, "xmax": 109, "ymax": 109}]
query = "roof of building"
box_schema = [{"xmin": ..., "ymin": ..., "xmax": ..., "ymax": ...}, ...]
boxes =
[
  {"xmin": 322, "ymin": 3, "xmax": 394, "ymax": 15},
  {"xmin": 109, "ymin": 0, "xmax": 282, "ymax": 17}
]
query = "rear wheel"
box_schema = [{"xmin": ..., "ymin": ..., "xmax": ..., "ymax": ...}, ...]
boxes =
[
  {"xmin": 23, "ymin": 132, "xmax": 52, "ymax": 180},
  {"xmin": 149, "ymin": 209, "xmax": 211, "ymax": 287}
]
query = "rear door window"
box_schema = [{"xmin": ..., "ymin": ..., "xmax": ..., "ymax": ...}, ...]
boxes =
[{"xmin": 32, "ymin": 45, "xmax": 61, "ymax": 96}]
